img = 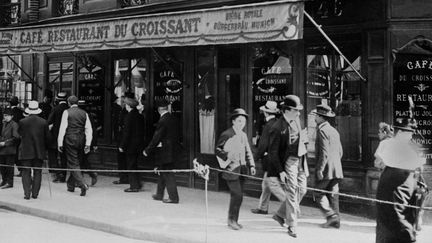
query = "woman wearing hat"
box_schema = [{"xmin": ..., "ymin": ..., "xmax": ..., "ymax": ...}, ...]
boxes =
[
  {"xmin": 375, "ymin": 118, "xmax": 425, "ymax": 243},
  {"xmin": 215, "ymin": 108, "xmax": 256, "ymax": 230}
]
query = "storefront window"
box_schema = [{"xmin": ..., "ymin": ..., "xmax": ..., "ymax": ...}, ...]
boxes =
[
  {"xmin": 1, "ymin": 55, "xmax": 24, "ymax": 107},
  {"xmin": 250, "ymin": 43, "xmax": 293, "ymax": 145},
  {"xmin": 112, "ymin": 57, "xmax": 147, "ymax": 143},
  {"xmin": 306, "ymin": 50, "xmax": 362, "ymax": 162},
  {"xmin": 48, "ymin": 61, "xmax": 73, "ymax": 96},
  {"xmin": 196, "ymin": 47, "xmax": 216, "ymax": 154}
]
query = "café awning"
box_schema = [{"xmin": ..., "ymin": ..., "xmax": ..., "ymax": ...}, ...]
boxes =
[{"xmin": 0, "ymin": 0, "xmax": 304, "ymax": 54}]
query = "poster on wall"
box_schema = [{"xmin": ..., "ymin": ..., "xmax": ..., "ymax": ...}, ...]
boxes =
[
  {"xmin": 393, "ymin": 53, "xmax": 432, "ymax": 161},
  {"xmin": 78, "ymin": 66, "xmax": 105, "ymax": 138}
]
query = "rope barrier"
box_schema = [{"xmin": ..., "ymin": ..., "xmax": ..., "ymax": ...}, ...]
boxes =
[{"xmin": 1, "ymin": 162, "xmax": 431, "ymax": 212}]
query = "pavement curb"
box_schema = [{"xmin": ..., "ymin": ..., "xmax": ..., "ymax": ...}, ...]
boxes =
[{"xmin": 0, "ymin": 199, "xmax": 201, "ymax": 243}]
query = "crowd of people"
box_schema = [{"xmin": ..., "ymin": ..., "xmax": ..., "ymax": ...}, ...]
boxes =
[{"xmin": 0, "ymin": 91, "xmax": 427, "ymax": 242}]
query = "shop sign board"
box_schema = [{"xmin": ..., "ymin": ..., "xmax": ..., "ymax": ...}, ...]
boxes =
[
  {"xmin": 0, "ymin": 0, "xmax": 304, "ymax": 54},
  {"xmin": 393, "ymin": 53, "xmax": 432, "ymax": 160}
]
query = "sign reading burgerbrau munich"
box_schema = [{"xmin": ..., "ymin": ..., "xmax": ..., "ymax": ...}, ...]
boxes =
[{"xmin": 0, "ymin": 0, "xmax": 304, "ymax": 54}]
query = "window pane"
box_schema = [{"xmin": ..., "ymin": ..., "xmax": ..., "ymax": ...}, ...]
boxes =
[{"xmin": 197, "ymin": 48, "xmax": 216, "ymax": 154}]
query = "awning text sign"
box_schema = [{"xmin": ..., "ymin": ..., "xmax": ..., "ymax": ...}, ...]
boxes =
[{"xmin": 0, "ymin": 0, "xmax": 303, "ymax": 54}]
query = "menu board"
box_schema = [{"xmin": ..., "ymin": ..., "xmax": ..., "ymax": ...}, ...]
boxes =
[
  {"xmin": 393, "ymin": 53, "xmax": 432, "ymax": 160},
  {"xmin": 78, "ymin": 67, "xmax": 104, "ymax": 137},
  {"xmin": 153, "ymin": 59, "xmax": 183, "ymax": 113}
]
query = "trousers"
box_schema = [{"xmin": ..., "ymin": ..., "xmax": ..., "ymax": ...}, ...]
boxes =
[{"xmin": 21, "ymin": 159, "xmax": 43, "ymax": 198}]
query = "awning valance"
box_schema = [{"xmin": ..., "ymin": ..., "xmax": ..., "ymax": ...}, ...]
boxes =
[{"xmin": 0, "ymin": 0, "xmax": 303, "ymax": 54}]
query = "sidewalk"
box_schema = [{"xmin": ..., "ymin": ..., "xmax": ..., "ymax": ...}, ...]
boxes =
[{"xmin": 0, "ymin": 173, "xmax": 430, "ymax": 243}]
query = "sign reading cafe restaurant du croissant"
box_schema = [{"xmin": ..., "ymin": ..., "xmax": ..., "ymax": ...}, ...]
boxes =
[{"xmin": 0, "ymin": 0, "xmax": 304, "ymax": 54}]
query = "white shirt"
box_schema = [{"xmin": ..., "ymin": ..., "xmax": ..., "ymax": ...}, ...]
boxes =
[
  {"xmin": 376, "ymin": 134, "xmax": 425, "ymax": 170},
  {"xmin": 57, "ymin": 104, "xmax": 93, "ymax": 147}
]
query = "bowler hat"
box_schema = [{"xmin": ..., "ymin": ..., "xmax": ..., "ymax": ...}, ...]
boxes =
[
  {"xmin": 231, "ymin": 108, "xmax": 248, "ymax": 119},
  {"xmin": 393, "ymin": 117, "xmax": 417, "ymax": 132},
  {"xmin": 312, "ymin": 104, "xmax": 335, "ymax": 118},
  {"xmin": 155, "ymin": 99, "xmax": 170, "ymax": 108},
  {"xmin": 56, "ymin": 92, "xmax": 68, "ymax": 101},
  {"xmin": 280, "ymin": 95, "xmax": 303, "ymax": 110},
  {"xmin": 260, "ymin": 101, "xmax": 279, "ymax": 114},
  {"xmin": 25, "ymin": 100, "xmax": 42, "ymax": 115},
  {"xmin": 124, "ymin": 97, "xmax": 139, "ymax": 108},
  {"xmin": 3, "ymin": 108, "xmax": 13, "ymax": 116}
]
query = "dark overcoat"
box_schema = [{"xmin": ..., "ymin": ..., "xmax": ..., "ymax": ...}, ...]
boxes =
[
  {"xmin": 144, "ymin": 112, "xmax": 180, "ymax": 166},
  {"xmin": 18, "ymin": 115, "xmax": 49, "ymax": 161},
  {"xmin": 120, "ymin": 108, "xmax": 145, "ymax": 154},
  {"xmin": 254, "ymin": 117, "xmax": 277, "ymax": 173},
  {"xmin": 0, "ymin": 120, "xmax": 19, "ymax": 155},
  {"xmin": 47, "ymin": 102, "xmax": 69, "ymax": 149}
]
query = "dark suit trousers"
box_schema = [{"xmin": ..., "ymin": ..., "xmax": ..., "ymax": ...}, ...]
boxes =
[
  {"xmin": 21, "ymin": 159, "xmax": 43, "ymax": 198},
  {"xmin": 48, "ymin": 148, "xmax": 67, "ymax": 179},
  {"xmin": 155, "ymin": 164, "xmax": 179, "ymax": 201},
  {"xmin": 226, "ymin": 177, "xmax": 245, "ymax": 222},
  {"xmin": 81, "ymin": 152, "xmax": 97, "ymax": 178},
  {"xmin": 0, "ymin": 155, "xmax": 15, "ymax": 185},
  {"xmin": 126, "ymin": 153, "xmax": 140, "ymax": 189},
  {"xmin": 315, "ymin": 178, "xmax": 341, "ymax": 217},
  {"xmin": 117, "ymin": 151, "xmax": 128, "ymax": 183},
  {"xmin": 64, "ymin": 135, "xmax": 86, "ymax": 188}
]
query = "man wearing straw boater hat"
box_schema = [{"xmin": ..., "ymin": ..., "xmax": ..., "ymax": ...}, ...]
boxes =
[
  {"xmin": 268, "ymin": 95, "xmax": 309, "ymax": 238},
  {"xmin": 312, "ymin": 104, "xmax": 344, "ymax": 229},
  {"xmin": 47, "ymin": 92, "xmax": 69, "ymax": 183},
  {"xmin": 58, "ymin": 95, "xmax": 93, "ymax": 196},
  {"xmin": 18, "ymin": 100, "xmax": 50, "ymax": 200},
  {"xmin": 251, "ymin": 101, "xmax": 287, "ymax": 215}
]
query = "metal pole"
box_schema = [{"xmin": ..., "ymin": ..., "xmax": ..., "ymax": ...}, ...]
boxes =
[{"xmin": 304, "ymin": 10, "xmax": 367, "ymax": 82}]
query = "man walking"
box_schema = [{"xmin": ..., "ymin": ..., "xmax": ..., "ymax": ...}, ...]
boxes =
[
  {"xmin": 268, "ymin": 95, "xmax": 309, "ymax": 238},
  {"xmin": 58, "ymin": 95, "xmax": 92, "ymax": 196},
  {"xmin": 143, "ymin": 99, "xmax": 180, "ymax": 203},
  {"xmin": 47, "ymin": 92, "xmax": 69, "ymax": 182},
  {"xmin": 18, "ymin": 101, "xmax": 49, "ymax": 200},
  {"xmin": 250, "ymin": 101, "xmax": 284, "ymax": 215},
  {"xmin": 312, "ymin": 104, "xmax": 343, "ymax": 228}
]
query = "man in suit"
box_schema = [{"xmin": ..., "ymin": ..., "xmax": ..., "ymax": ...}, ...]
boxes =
[
  {"xmin": 143, "ymin": 99, "xmax": 180, "ymax": 203},
  {"xmin": 250, "ymin": 101, "xmax": 285, "ymax": 215},
  {"xmin": 47, "ymin": 92, "xmax": 69, "ymax": 182},
  {"xmin": 119, "ymin": 97, "xmax": 145, "ymax": 192},
  {"xmin": 268, "ymin": 95, "xmax": 309, "ymax": 238},
  {"xmin": 18, "ymin": 101, "xmax": 50, "ymax": 200},
  {"xmin": 9, "ymin": 96, "xmax": 24, "ymax": 177},
  {"xmin": 0, "ymin": 108, "xmax": 19, "ymax": 189},
  {"xmin": 312, "ymin": 104, "xmax": 343, "ymax": 228},
  {"xmin": 58, "ymin": 95, "xmax": 92, "ymax": 196}
]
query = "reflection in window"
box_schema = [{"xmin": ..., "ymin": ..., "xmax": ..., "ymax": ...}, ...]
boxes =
[
  {"xmin": 196, "ymin": 48, "xmax": 216, "ymax": 154},
  {"xmin": 48, "ymin": 61, "xmax": 73, "ymax": 97},
  {"xmin": 306, "ymin": 52, "xmax": 362, "ymax": 161}
]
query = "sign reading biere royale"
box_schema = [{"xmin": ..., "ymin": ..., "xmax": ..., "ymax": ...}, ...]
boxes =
[{"xmin": 0, "ymin": 0, "xmax": 303, "ymax": 54}]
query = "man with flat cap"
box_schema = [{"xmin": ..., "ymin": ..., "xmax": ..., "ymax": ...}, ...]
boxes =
[
  {"xmin": 268, "ymin": 95, "xmax": 309, "ymax": 238},
  {"xmin": 143, "ymin": 99, "xmax": 180, "ymax": 203},
  {"xmin": 251, "ymin": 101, "xmax": 286, "ymax": 215},
  {"xmin": 58, "ymin": 95, "xmax": 93, "ymax": 196},
  {"xmin": 47, "ymin": 92, "xmax": 69, "ymax": 182},
  {"xmin": 119, "ymin": 97, "xmax": 145, "ymax": 192},
  {"xmin": 312, "ymin": 104, "xmax": 343, "ymax": 229},
  {"xmin": 18, "ymin": 101, "xmax": 50, "ymax": 199}
]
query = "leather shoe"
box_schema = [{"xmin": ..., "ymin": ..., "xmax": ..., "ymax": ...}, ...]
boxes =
[
  {"xmin": 0, "ymin": 181, "xmax": 6, "ymax": 187},
  {"xmin": 162, "ymin": 198, "xmax": 179, "ymax": 204},
  {"xmin": 287, "ymin": 226, "xmax": 297, "ymax": 238},
  {"xmin": 67, "ymin": 187, "xmax": 75, "ymax": 192},
  {"xmin": 24, "ymin": 196, "xmax": 30, "ymax": 200},
  {"xmin": 32, "ymin": 195, "xmax": 38, "ymax": 199},
  {"xmin": 227, "ymin": 220, "xmax": 241, "ymax": 230},
  {"xmin": 113, "ymin": 180, "xmax": 128, "ymax": 185},
  {"xmin": 152, "ymin": 194, "xmax": 163, "ymax": 201},
  {"xmin": 124, "ymin": 188, "xmax": 140, "ymax": 192},
  {"xmin": 272, "ymin": 214, "xmax": 285, "ymax": 227},
  {"xmin": 1, "ymin": 183, "xmax": 13, "ymax": 189},
  {"xmin": 321, "ymin": 215, "xmax": 340, "ymax": 229},
  {"xmin": 80, "ymin": 184, "xmax": 89, "ymax": 196},
  {"xmin": 250, "ymin": 208, "xmax": 268, "ymax": 215},
  {"xmin": 91, "ymin": 175, "xmax": 98, "ymax": 186}
]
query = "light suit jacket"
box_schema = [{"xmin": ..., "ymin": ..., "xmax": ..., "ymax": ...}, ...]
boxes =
[{"xmin": 315, "ymin": 121, "xmax": 344, "ymax": 180}]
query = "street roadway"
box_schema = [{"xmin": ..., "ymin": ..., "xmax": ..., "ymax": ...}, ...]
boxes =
[{"xmin": 0, "ymin": 208, "xmax": 155, "ymax": 243}]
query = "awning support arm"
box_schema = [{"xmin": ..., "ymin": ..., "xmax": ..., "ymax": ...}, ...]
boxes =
[
  {"xmin": 6, "ymin": 54, "xmax": 43, "ymax": 90},
  {"xmin": 304, "ymin": 10, "xmax": 367, "ymax": 83}
]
